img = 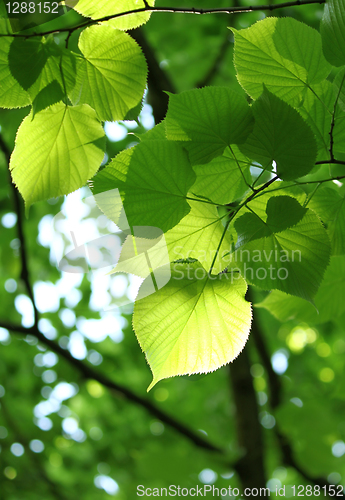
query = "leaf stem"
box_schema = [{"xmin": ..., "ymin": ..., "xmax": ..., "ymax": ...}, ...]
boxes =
[{"xmin": 208, "ymin": 175, "xmax": 279, "ymax": 274}]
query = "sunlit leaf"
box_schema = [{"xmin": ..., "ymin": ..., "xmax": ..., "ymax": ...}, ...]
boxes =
[
  {"xmin": 10, "ymin": 103, "xmax": 105, "ymax": 207},
  {"xmin": 69, "ymin": 25, "xmax": 147, "ymax": 121},
  {"xmin": 165, "ymin": 87, "xmax": 254, "ymax": 165},
  {"xmin": 230, "ymin": 196, "xmax": 331, "ymax": 301},
  {"xmin": 71, "ymin": 0, "xmax": 155, "ymax": 30},
  {"xmin": 239, "ymin": 88, "xmax": 317, "ymax": 180},
  {"xmin": 133, "ymin": 262, "xmax": 252, "ymax": 390},
  {"xmin": 92, "ymin": 140, "xmax": 196, "ymax": 232},
  {"xmin": 233, "ymin": 17, "xmax": 331, "ymax": 105}
]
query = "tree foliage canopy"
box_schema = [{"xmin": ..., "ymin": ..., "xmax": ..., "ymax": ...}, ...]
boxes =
[{"xmin": 0, "ymin": 0, "xmax": 345, "ymax": 498}]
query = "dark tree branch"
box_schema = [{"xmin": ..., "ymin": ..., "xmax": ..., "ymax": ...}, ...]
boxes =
[
  {"xmin": 229, "ymin": 346, "xmax": 267, "ymax": 493},
  {"xmin": 1, "ymin": 396, "xmax": 69, "ymax": 500},
  {"xmin": 315, "ymin": 160, "xmax": 345, "ymax": 166},
  {"xmin": 0, "ymin": 135, "xmax": 39, "ymax": 329},
  {"xmin": 0, "ymin": 320, "xmax": 224, "ymax": 454},
  {"xmin": 130, "ymin": 28, "xmax": 176, "ymax": 123},
  {"xmin": 196, "ymin": 0, "xmax": 240, "ymax": 89},
  {"xmin": 249, "ymin": 295, "xmax": 340, "ymax": 495},
  {"xmin": 0, "ymin": 1, "xmax": 326, "ymax": 39}
]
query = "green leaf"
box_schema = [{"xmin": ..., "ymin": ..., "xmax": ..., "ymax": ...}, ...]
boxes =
[
  {"xmin": 0, "ymin": 37, "xmax": 30, "ymax": 108},
  {"xmin": 32, "ymin": 80, "xmax": 65, "ymax": 117},
  {"xmin": 7, "ymin": 36, "xmax": 77, "ymax": 112},
  {"xmin": 307, "ymin": 186, "xmax": 345, "ymax": 255},
  {"xmin": 71, "ymin": 0, "xmax": 155, "ymax": 31},
  {"xmin": 10, "ymin": 103, "xmax": 105, "ymax": 207},
  {"xmin": 192, "ymin": 146, "xmax": 252, "ymax": 205},
  {"xmin": 321, "ymin": 0, "xmax": 345, "ymax": 67},
  {"xmin": 137, "ymin": 122, "xmax": 166, "ymax": 141},
  {"xmin": 69, "ymin": 25, "xmax": 147, "ymax": 121},
  {"xmin": 165, "ymin": 87, "xmax": 254, "ymax": 165},
  {"xmin": 233, "ymin": 17, "xmax": 331, "ymax": 105},
  {"xmin": 110, "ymin": 229, "xmax": 170, "ymax": 280},
  {"xmin": 0, "ymin": 1, "xmax": 13, "ymax": 35},
  {"xmin": 133, "ymin": 262, "xmax": 252, "ymax": 390},
  {"xmin": 298, "ymin": 81, "xmax": 333, "ymax": 162},
  {"xmin": 110, "ymin": 198, "xmax": 230, "ymax": 278},
  {"xmin": 239, "ymin": 88, "xmax": 317, "ymax": 180},
  {"xmin": 162, "ymin": 198, "xmax": 230, "ymax": 273},
  {"xmin": 91, "ymin": 140, "xmax": 196, "ymax": 233},
  {"xmin": 230, "ymin": 196, "xmax": 331, "ymax": 301},
  {"xmin": 9, "ymin": 37, "xmax": 50, "ymax": 90},
  {"xmin": 257, "ymin": 256, "xmax": 345, "ymax": 324}
]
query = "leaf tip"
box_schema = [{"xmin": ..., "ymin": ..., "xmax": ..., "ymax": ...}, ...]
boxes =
[{"xmin": 147, "ymin": 378, "xmax": 159, "ymax": 392}]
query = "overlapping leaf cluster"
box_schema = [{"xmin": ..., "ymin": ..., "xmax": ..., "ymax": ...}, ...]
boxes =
[
  {"xmin": 1, "ymin": 6, "xmax": 151, "ymax": 206},
  {"xmin": 1, "ymin": 0, "xmax": 345, "ymax": 389}
]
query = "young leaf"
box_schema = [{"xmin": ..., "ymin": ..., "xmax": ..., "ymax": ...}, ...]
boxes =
[
  {"xmin": 192, "ymin": 146, "xmax": 252, "ymax": 205},
  {"xmin": 165, "ymin": 87, "xmax": 254, "ymax": 165},
  {"xmin": 239, "ymin": 88, "xmax": 317, "ymax": 180},
  {"xmin": 71, "ymin": 0, "xmax": 155, "ymax": 31},
  {"xmin": 133, "ymin": 262, "xmax": 252, "ymax": 390},
  {"xmin": 0, "ymin": 37, "xmax": 30, "ymax": 108},
  {"xmin": 321, "ymin": 0, "xmax": 345, "ymax": 67},
  {"xmin": 233, "ymin": 17, "xmax": 331, "ymax": 106},
  {"xmin": 257, "ymin": 256, "xmax": 345, "ymax": 324},
  {"xmin": 10, "ymin": 103, "xmax": 105, "ymax": 208},
  {"xmin": 69, "ymin": 25, "xmax": 147, "ymax": 121},
  {"xmin": 230, "ymin": 196, "xmax": 331, "ymax": 301},
  {"xmin": 91, "ymin": 140, "xmax": 196, "ymax": 233}
]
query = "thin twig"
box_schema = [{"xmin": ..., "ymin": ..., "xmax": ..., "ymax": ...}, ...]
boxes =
[
  {"xmin": 0, "ymin": 1, "xmax": 326, "ymax": 39},
  {"xmin": 0, "ymin": 135, "xmax": 39, "ymax": 328},
  {"xmin": 0, "ymin": 320, "xmax": 224, "ymax": 454},
  {"xmin": 315, "ymin": 159, "xmax": 345, "ymax": 166},
  {"xmin": 329, "ymin": 72, "xmax": 345, "ymax": 161}
]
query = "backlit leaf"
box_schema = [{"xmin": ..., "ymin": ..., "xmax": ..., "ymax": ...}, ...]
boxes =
[
  {"xmin": 10, "ymin": 103, "xmax": 105, "ymax": 207},
  {"xmin": 133, "ymin": 262, "xmax": 252, "ymax": 390},
  {"xmin": 233, "ymin": 17, "xmax": 331, "ymax": 105},
  {"xmin": 321, "ymin": 0, "xmax": 345, "ymax": 67},
  {"xmin": 71, "ymin": 0, "xmax": 155, "ymax": 31},
  {"xmin": 257, "ymin": 256, "xmax": 345, "ymax": 323},
  {"xmin": 192, "ymin": 146, "xmax": 252, "ymax": 205},
  {"xmin": 91, "ymin": 140, "xmax": 196, "ymax": 233},
  {"xmin": 69, "ymin": 25, "xmax": 147, "ymax": 121},
  {"xmin": 230, "ymin": 196, "xmax": 331, "ymax": 301},
  {"xmin": 239, "ymin": 88, "xmax": 317, "ymax": 180},
  {"xmin": 165, "ymin": 87, "xmax": 254, "ymax": 165}
]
